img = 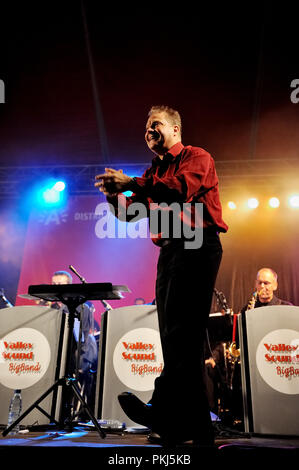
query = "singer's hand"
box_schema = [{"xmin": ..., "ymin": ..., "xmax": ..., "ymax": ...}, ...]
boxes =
[{"xmin": 95, "ymin": 168, "xmax": 133, "ymax": 196}]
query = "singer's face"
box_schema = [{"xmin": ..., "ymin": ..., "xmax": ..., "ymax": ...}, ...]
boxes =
[
  {"xmin": 145, "ymin": 112, "xmax": 180, "ymax": 156},
  {"xmin": 255, "ymin": 269, "xmax": 277, "ymax": 303}
]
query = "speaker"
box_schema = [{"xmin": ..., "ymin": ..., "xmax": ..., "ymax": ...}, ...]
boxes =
[
  {"xmin": 95, "ymin": 305, "xmax": 163, "ymax": 428},
  {"xmin": 0, "ymin": 306, "xmax": 67, "ymax": 427}
]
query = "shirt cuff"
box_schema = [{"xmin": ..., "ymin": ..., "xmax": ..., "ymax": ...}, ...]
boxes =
[{"xmin": 129, "ymin": 176, "xmax": 149, "ymax": 193}]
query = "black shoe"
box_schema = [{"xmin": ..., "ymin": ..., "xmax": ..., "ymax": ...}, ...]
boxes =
[{"xmin": 118, "ymin": 392, "xmax": 153, "ymax": 428}]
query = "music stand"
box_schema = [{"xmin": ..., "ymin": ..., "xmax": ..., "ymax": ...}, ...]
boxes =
[{"xmin": 2, "ymin": 283, "xmax": 129, "ymax": 438}]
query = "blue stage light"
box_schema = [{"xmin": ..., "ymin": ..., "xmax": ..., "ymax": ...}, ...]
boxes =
[
  {"xmin": 42, "ymin": 187, "xmax": 61, "ymax": 204},
  {"xmin": 37, "ymin": 180, "xmax": 67, "ymax": 206},
  {"xmin": 53, "ymin": 181, "xmax": 66, "ymax": 192}
]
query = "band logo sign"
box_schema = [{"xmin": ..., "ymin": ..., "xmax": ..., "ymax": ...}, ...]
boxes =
[
  {"xmin": 113, "ymin": 328, "xmax": 164, "ymax": 392},
  {"xmin": 0, "ymin": 328, "xmax": 51, "ymax": 389},
  {"xmin": 256, "ymin": 329, "xmax": 299, "ymax": 395}
]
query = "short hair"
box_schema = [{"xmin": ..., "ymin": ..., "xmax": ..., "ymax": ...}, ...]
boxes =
[
  {"xmin": 257, "ymin": 268, "xmax": 278, "ymax": 281},
  {"xmin": 52, "ymin": 270, "xmax": 73, "ymax": 284},
  {"xmin": 148, "ymin": 105, "xmax": 182, "ymax": 134}
]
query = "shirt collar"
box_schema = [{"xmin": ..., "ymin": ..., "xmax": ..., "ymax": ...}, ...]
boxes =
[{"xmin": 152, "ymin": 142, "xmax": 184, "ymax": 167}]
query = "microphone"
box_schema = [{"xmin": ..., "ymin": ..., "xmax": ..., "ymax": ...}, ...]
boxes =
[
  {"xmin": 68, "ymin": 265, "xmax": 113, "ymax": 310},
  {"xmin": 69, "ymin": 265, "xmax": 86, "ymax": 283}
]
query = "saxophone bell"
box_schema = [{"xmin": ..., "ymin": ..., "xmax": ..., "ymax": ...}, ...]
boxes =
[{"xmin": 228, "ymin": 341, "xmax": 240, "ymax": 363}]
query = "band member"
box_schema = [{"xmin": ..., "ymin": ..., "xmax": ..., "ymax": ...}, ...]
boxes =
[
  {"xmin": 241, "ymin": 267, "xmax": 293, "ymax": 313},
  {"xmin": 95, "ymin": 105, "xmax": 228, "ymax": 446}
]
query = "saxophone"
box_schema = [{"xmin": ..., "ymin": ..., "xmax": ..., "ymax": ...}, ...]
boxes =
[
  {"xmin": 227, "ymin": 291, "xmax": 258, "ymax": 361},
  {"xmin": 226, "ymin": 341, "xmax": 240, "ymax": 389},
  {"xmin": 247, "ymin": 290, "xmax": 260, "ymax": 310},
  {"xmin": 226, "ymin": 310, "xmax": 241, "ymax": 369},
  {"xmin": 225, "ymin": 290, "xmax": 261, "ymax": 386}
]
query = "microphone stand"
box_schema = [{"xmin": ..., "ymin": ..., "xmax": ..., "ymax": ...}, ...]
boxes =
[{"xmin": 213, "ymin": 288, "xmax": 231, "ymax": 314}]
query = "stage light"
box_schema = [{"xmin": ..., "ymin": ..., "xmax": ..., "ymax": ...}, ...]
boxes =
[
  {"xmin": 227, "ymin": 201, "xmax": 237, "ymax": 210},
  {"xmin": 247, "ymin": 198, "xmax": 259, "ymax": 209},
  {"xmin": 289, "ymin": 195, "xmax": 299, "ymax": 208},
  {"xmin": 268, "ymin": 197, "xmax": 280, "ymax": 208},
  {"xmin": 37, "ymin": 179, "xmax": 67, "ymax": 207},
  {"xmin": 42, "ymin": 188, "xmax": 61, "ymax": 204},
  {"xmin": 53, "ymin": 181, "xmax": 66, "ymax": 192}
]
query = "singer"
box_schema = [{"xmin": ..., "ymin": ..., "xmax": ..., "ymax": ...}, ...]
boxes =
[{"xmin": 95, "ymin": 105, "xmax": 228, "ymax": 446}]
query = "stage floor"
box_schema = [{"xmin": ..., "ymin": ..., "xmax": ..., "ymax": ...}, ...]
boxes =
[{"xmin": 1, "ymin": 426, "xmax": 299, "ymax": 465}]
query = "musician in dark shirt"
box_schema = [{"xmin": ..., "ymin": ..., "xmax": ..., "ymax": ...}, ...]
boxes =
[
  {"xmin": 241, "ymin": 267, "xmax": 292, "ymax": 314},
  {"xmin": 225, "ymin": 267, "xmax": 293, "ymax": 423}
]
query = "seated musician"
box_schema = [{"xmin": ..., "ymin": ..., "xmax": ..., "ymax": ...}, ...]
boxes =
[
  {"xmin": 37, "ymin": 270, "xmax": 98, "ymax": 416},
  {"xmin": 241, "ymin": 267, "xmax": 293, "ymax": 313}
]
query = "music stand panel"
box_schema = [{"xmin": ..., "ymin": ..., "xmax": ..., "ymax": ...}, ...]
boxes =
[
  {"xmin": 95, "ymin": 305, "xmax": 162, "ymax": 428},
  {"xmin": 239, "ymin": 305, "xmax": 299, "ymax": 436},
  {"xmin": 0, "ymin": 306, "xmax": 67, "ymax": 427}
]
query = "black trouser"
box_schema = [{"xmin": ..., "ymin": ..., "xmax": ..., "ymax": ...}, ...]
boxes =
[{"xmin": 150, "ymin": 230, "xmax": 223, "ymax": 439}]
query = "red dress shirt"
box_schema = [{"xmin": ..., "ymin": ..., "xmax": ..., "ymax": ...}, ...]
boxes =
[{"xmin": 109, "ymin": 142, "xmax": 228, "ymax": 245}]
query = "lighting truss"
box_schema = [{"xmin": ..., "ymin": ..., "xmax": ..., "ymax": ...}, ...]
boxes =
[{"xmin": 0, "ymin": 159, "xmax": 299, "ymax": 199}]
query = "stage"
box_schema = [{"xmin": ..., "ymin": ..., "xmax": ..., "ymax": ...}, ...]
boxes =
[
  {"xmin": 1, "ymin": 425, "xmax": 299, "ymax": 465},
  {"xmin": 2, "ymin": 7, "xmax": 299, "ymax": 467}
]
